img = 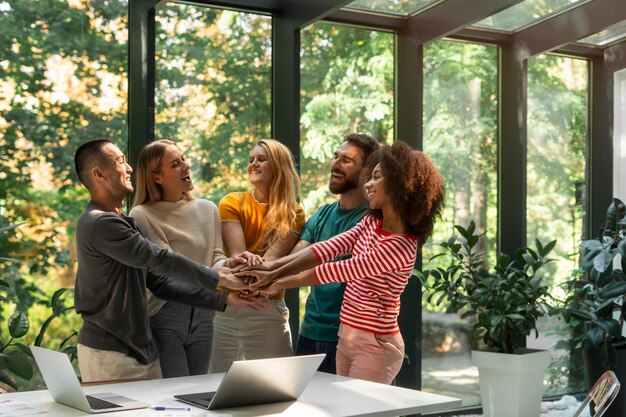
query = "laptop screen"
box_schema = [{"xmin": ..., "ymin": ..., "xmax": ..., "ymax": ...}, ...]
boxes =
[{"xmin": 175, "ymin": 354, "xmax": 324, "ymax": 410}]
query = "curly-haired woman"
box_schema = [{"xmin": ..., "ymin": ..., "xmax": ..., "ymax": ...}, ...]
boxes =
[{"xmin": 240, "ymin": 141, "xmax": 445, "ymax": 384}]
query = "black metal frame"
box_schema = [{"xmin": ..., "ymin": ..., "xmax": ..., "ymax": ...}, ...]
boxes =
[{"xmin": 128, "ymin": 0, "xmax": 626, "ymax": 401}]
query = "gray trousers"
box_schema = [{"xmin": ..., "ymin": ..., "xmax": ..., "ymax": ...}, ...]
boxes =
[{"xmin": 150, "ymin": 301, "xmax": 214, "ymax": 378}]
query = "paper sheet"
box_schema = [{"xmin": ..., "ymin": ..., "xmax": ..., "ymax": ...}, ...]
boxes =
[{"xmin": 0, "ymin": 399, "xmax": 45, "ymax": 416}]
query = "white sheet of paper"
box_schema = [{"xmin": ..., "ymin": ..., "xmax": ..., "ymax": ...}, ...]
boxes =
[{"xmin": 0, "ymin": 399, "xmax": 45, "ymax": 416}]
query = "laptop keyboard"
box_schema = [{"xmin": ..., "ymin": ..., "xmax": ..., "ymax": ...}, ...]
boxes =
[{"xmin": 86, "ymin": 395, "xmax": 122, "ymax": 410}]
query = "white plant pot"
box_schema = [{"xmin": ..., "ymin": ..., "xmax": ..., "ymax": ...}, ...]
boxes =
[{"xmin": 472, "ymin": 349, "xmax": 551, "ymax": 417}]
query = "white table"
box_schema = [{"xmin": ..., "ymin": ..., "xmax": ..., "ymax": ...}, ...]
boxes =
[{"xmin": 4, "ymin": 372, "xmax": 461, "ymax": 416}]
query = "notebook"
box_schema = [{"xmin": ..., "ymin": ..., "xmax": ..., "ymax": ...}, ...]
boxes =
[
  {"xmin": 30, "ymin": 345, "xmax": 149, "ymax": 414},
  {"xmin": 175, "ymin": 354, "xmax": 325, "ymax": 410}
]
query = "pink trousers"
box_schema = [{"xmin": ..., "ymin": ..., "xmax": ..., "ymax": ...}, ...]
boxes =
[{"xmin": 336, "ymin": 325, "xmax": 404, "ymax": 384}]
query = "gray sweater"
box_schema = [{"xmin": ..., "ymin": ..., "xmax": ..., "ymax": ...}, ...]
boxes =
[{"xmin": 75, "ymin": 201, "xmax": 228, "ymax": 364}]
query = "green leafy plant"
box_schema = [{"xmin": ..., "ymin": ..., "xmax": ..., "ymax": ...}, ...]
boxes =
[
  {"xmin": 0, "ymin": 221, "xmax": 76, "ymax": 392},
  {"xmin": 418, "ymin": 221, "xmax": 557, "ymax": 354},
  {"xmin": 561, "ymin": 198, "xmax": 626, "ymax": 370}
]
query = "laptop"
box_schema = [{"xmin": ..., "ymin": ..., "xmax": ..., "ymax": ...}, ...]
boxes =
[
  {"xmin": 175, "ymin": 354, "xmax": 325, "ymax": 410},
  {"xmin": 30, "ymin": 345, "xmax": 149, "ymax": 414}
]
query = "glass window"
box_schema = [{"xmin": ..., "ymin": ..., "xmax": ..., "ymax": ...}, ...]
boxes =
[
  {"xmin": 0, "ymin": 0, "xmax": 128, "ymax": 389},
  {"xmin": 526, "ymin": 54, "xmax": 588, "ymax": 396},
  {"xmin": 577, "ymin": 20, "xmax": 626, "ymax": 47},
  {"xmin": 615, "ymin": 69, "xmax": 626, "ymax": 201},
  {"xmin": 300, "ymin": 22, "xmax": 394, "ymax": 217},
  {"xmin": 343, "ymin": 0, "xmax": 443, "ymax": 16},
  {"xmin": 154, "ymin": 3, "xmax": 272, "ymax": 203},
  {"xmin": 421, "ymin": 39, "xmax": 498, "ymax": 407},
  {"xmin": 472, "ymin": 0, "xmax": 591, "ymax": 33}
]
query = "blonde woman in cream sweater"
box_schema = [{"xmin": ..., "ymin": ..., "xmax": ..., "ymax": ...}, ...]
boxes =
[{"xmin": 130, "ymin": 140, "xmax": 258, "ymax": 378}]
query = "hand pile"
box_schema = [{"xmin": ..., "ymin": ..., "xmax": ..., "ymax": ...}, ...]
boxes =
[{"xmin": 217, "ymin": 251, "xmax": 281, "ymax": 309}]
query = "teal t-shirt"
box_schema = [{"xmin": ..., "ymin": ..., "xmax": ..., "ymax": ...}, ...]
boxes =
[{"xmin": 299, "ymin": 200, "xmax": 370, "ymax": 342}]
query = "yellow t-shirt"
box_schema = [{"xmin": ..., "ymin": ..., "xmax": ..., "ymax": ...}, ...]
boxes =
[{"xmin": 219, "ymin": 191, "xmax": 305, "ymax": 299}]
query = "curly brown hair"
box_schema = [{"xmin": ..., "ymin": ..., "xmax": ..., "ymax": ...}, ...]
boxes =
[{"xmin": 362, "ymin": 141, "xmax": 445, "ymax": 245}]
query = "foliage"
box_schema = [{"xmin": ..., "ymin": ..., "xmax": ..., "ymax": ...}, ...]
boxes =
[
  {"xmin": 154, "ymin": 5, "xmax": 272, "ymax": 202},
  {"xmin": 421, "ymin": 40, "xmax": 499, "ymax": 300},
  {"xmin": 560, "ymin": 198, "xmax": 626, "ymax": 370},
  {"xmin": 418, "ymin": 221, "xmax": 557, "ymax": 354},
  {"xmin": 527, "ymin": 55, "xmax": 587, "ymax": 292},
  {"xmin": 0, "ymin": 221, "xmax": 76, "ymax": 392},
  {"xmin": 300, "ymin": 23, "xmax": 394, "ymax": 213}
]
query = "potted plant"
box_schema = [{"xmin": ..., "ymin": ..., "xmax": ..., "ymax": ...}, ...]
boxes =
[
  {"xmin": 0, "ymin": 221, "xmax": 76, "ymax": 392},
  {"xmin": 561, "ymin": 197, "xmax": 626, "ymax": 417},
  {"xmin": 418, "ymin": 221, "xmax": 557, "ymax": 417}
]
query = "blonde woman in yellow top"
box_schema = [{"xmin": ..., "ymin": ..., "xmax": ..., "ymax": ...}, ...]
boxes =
[{"xmin": 209, "ymin": 139, "xmax": 305, "ymax": 372}]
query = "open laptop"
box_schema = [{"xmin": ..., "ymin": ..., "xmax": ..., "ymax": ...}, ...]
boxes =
[
  {"xmin": 30, "ymin": 345, "xmax": 149, "ymax": 414},
  {"xmin": 175, "ymin": 354, "xmax": 325, "ymax": 410}
]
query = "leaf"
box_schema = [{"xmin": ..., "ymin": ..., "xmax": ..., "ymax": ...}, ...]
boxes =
[
  {"xmin": 542, "ymin": 240, "xmax": 557, "ymax": 256},
  {"xmin": 613, "ymin": 198, "xmax": 626, "ymax": 223},
  {"xmin": 5, "ymin": 353, "xmax": 33, "ymax": 380},
  {"xmin": 566, "ymin": 308, "xmax": 595, "ymax": 321},
  {"xmin": 593, "ymin": 251, "xmax": 613, "ymax": 273},
  {"xmin": 580, "ymin": 240, "xmax": 602, "ymax": 251},
  {"xmin": 618, "ymin": 240, "xmax": 626, "ymax": 259},
  {"xmin": 8, "ymin": 311, "xmax": 29, "ymax": 338},
  {"xmin": 587, "ymin": 326, "xmax": 605, "ymax": 347},
  {"xmin": 598, "ymin": 281, "xmax": 626, "ymax": 299},
  {"xmin": 34, "ymin": 307, "xmax": 74, "ymax": 346},
  {"xmin": 522, "ymin": 253, "xmax": 535, "ymax": 266},
  {"xmin": 50, "ymin": 287, "xmax": 73, "ymax": 311}
]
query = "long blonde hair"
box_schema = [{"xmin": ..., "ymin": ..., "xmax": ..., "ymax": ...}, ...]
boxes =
[
  {"xmin": 256, "ymin": 139, "xmax": 303, "ymax": 247},
  {"xmin": 132, "ymin": 140, "xmax": 194, "ymax": 207}
]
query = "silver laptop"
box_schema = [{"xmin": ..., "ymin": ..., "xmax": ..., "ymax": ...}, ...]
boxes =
[
  {"xmin": 30, "ymin": 345, "xmax": 149, "ymax": 414},
  {"xmin": 175, "ymin": 354, "xmax": 325, "ymax": 410}
]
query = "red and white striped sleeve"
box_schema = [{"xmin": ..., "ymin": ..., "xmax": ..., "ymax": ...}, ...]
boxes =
[
  {"xmin": 314, "ymin": 231, "xmax": 417, "ymax": 285},
  {"xmin": 309, "ymin": 215, "xmax": 369, "ymax": 263}
]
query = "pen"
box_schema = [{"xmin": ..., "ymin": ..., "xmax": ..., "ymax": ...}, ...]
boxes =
[{"xmin": 150, "ymin": 406, "xmax": 191, "ymax": 411}]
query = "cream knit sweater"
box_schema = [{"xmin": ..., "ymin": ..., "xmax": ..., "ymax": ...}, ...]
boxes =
[{"xmin": 129, "ymin": 198, "xmax": 228, "ymax": 315}]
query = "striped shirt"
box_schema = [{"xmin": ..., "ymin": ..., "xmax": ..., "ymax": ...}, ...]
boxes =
[{"xmin": 311, "ymin": 215, "xmax": 418, "ymax": 335}]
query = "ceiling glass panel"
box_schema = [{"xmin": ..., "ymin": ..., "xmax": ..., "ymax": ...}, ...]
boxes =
[
  {"xmin": 577, "ymin": 20, "xmax": 626, "ymax": 47},
  {"xmin": 472, "ymin": 0, "xmax": 591, "ymax": 33},
  {"xmin": 343, "ymin": 0, "xmax": 442, "ymax": 17}
]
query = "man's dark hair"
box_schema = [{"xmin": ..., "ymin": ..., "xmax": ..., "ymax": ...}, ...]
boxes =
[
  {"xmin": 343, "ymin": 133, "xmax": 380, "ymax": 164},
  {"xmin": 74, "ymin": 139, "xmax": 113, "ymax": 187}
]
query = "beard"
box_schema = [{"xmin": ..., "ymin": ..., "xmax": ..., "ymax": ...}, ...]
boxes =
[{"xmin": 329, "ymin": 172, "xmax": 359, "ymax": 194}]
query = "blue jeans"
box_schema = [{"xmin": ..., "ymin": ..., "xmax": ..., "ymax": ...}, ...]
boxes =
[
  {"xmin": 150, "ymin": 301, "xmax": 214, "ymax": 378},
  {"xmin": 295, "ymin": 334, "xmax": 338, "ymax": 374}
]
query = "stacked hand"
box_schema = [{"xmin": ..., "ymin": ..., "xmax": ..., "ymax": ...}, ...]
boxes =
[
  {"xmin": 226, "ymin": 291, "xmax": 268, "ymax": 310},
  {"xmin": 216, "ymin": 265, "xmax": 270, "ymax": 310},
  {"xmin": 216, "ymin": 266, "xmax": 248, "ymax": 291},
  {"xmin": 234, "ymin": 261, "xmax": 277, "ymax": 291},
  {"xmin": 229, "ymin": 251, "xmax": 263, "ymax": 269}
]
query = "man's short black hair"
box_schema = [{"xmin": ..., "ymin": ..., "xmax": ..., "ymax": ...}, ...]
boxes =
[{"xmin": 74, "ymin": 139, "xmax": 113, "ymax": 187}]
